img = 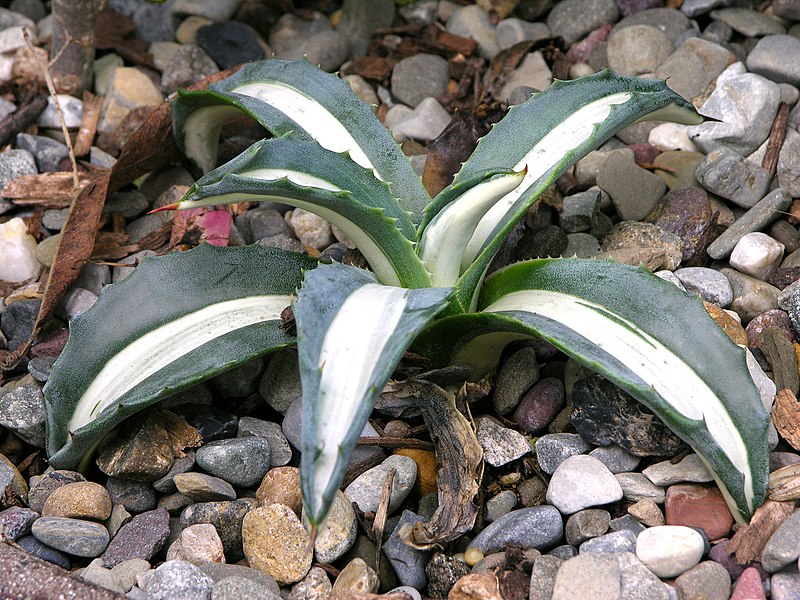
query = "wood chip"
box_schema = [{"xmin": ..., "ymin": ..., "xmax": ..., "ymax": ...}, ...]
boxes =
[
  {"xmin": 2, "ymin": 172, "xmax": 94, "ymax": 207},
  {"xmin": 769, "ymin": 462, "xmax": 800, "ymax": 501},
  {"xmin": 762, "ymin": 102, "xmax": 789, "ymax": 176},
  {"xmin": 758, "ymin": 327, "xmax": 800, "ymax": 396},
  {"xmin": 73, "ymin": 91, "xmax": 103, "ymax": 157},
  {"xmin": 773, "ymin": 388, "xmax": 800, "ymax": 450},
  {"xmin": 727, "ymin": 499, "xmax": 795, "ymax": 564},
  {"xmin": 372, "ymin": 467, "xmax": 395, "ymax": 577}
]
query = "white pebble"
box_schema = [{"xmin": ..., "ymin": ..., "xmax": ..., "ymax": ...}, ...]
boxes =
[
  {"xmin": 648, "ymin": 122, "xmax": 698, "ymax": 152},
  {"xmin": 636, "ymin": 525, "xmax": 704, "ymax": 578},
  {"xmin": 729, "ymin": 232, "xmax": 784, "ymax": 280},
  {"xmin": 288, "ymin": 208, "xmax": 334, "ymax": 251},
  {"xmin": 0, "ymin": 217, "xmax": 42, "ymax": 283}
]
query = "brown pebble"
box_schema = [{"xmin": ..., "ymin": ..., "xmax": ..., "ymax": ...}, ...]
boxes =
[
  {"xmin": 166, "ymin": 523, "xmax": 225, "ymax": 565},
  {"xmin": 242, "ymin": 504, "xmax": 311, "ymax": 585},
  {"xmin": 330, "ymin": 557, "xmax": 379, "ymax": 597},
  {"xmin": 448, "ymin": 571, "xmax": 502, "ymax": 599},
  {"xmin": 255, "ymin": 467, "xmax": 302, "ymax": 515},
  {"xmin": 703, "ymin": 301, "xmax": 748, "ymax": 345},
  {"xmin": 394, "ymin": 448, "xmax": 437, "ymax": 495},
  {"xmin": 42, "ymin": 482, "xmax": 112, "ymax": 521}
]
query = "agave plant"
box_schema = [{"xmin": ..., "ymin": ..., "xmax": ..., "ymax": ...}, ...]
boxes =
[{"xmin": 44, "ymin": 59, "xmax": 769, "ymax": 534}]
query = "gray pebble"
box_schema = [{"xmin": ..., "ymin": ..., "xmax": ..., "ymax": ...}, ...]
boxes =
[
  {"xmin": 565, "ymin": 509, "xmax": 610, "ymax": 546},
  {"xmin": 485, "ymin": 490, "xmax": 518, "ymax": 523},
  {"xmin": 560, "ymin": 188, "xmax": 601, "ymax": 234},
  {"xmin": 656, "ymin": 38, "xmax": 733, "ymax": 102},
  {"xmin": 706, "ymin": 188, "xmax": 792, "ymax": 260},
  {"xmin": 16, "ymin": 534, "xmax": 71, "ymax": 569},
  {"xmin": 337, "ymin": 0, "xmax": 395, "ymax": 58},
  {"xmin": 547, "ymin": 0, "xmax": 619, "ymax": 46},
  {"xmin": 615, "ymin": 472, "xmax": 666, "ymax": 503},
  {"xmin": 607, "ymin": 24, "xmax": 673, "ymax": 76},
  {"xmin": 589, "ymin": 445, "xmax": 640, "ymax": 473},
  {"xmin": 173, "ymin": 473, "xmax": 237, "ymax": 502},
  {"xmin": 391, "ymin": 97, "xmax": 451, "ymax": 142},
  {"xmin": 344, "ymin": 455, "xmax": 417, "ymax": 514},
  {"xmin": 530, "ymin": 554, "xmax": 562, "ymax": 600},
  {"xmin": 617, "ymin": 551, "xmax": 671, "ymax": 599},
  {"xmin": 139, "ymin": 560, "xmax": 214, "ymax": 600},
  {"xmin": 31, "ymin": 516, "xmax": 110, "ymax": 557},
  {"xmin": 579, "ymin": 529, "xmax": 637, "ymax": 554},
  {"xmin": 535, "ymin": 433, "xmax": 593, "ymax": 475},
  {"xmin": 778, "ymin": 129, "xmax": 800, "ymax": 198},
  {"xmin": 689, "ymin": 66, "xmax": 781, "ymax": 156},
  {"xmin": 107, "ymin": 476, "xmax": 157, "ymax": 513},
  {"xmin": 710, "ymin": 7, "xmax": 785, "ymax": 37},
  {"xmin": 747, "ymin": 34, "xmax": 800, "ymax": 87},
  {"xmin": 615, "ymin": 7, "xmax": 692, "ymax": 43},
  {"xmin": 695, "ymin": 147, "xmax": 772, "ymax": 208},
  {"xmin": 597, "ymin": 152, "xmax": 666, "ymax": 221},
  {"xmin": 161, "ymin": 44, "xmax": 219, "ymax": 94},
  {"xmin": 259, "ymin": 350, "xmax": 301, "ymax": 415},
  {"xmin": 546, "ymin": 455, "xmax": 624, "ymax": 514},
  {"xmin": 609, "ymin": 514, "xmax": 646, "ymax": 536},
  {"xmin": 383, "ymin": 510, "xmax": 430, "ymax": 589},
  {"xmin": 237, "ymin": 416, "xmax": 292, "ymax": 467},
  {"xmin": 0, "ymin": 149, "xmax": 37, "ymax": 197},
  {"xmin": 153, "ymin": 452, "xmax": 196, "ymax": 494},
  {"xmin": 470, "ymin": 505, "xmax": 564, "ymax": 554},
  {"xmin": 391, "ymin": 53, "xmax": 449, "ymax": 108},
  {"xmin": 15, "ymin": 133, "xmax": 68, "ymax": 172},
  {"xmin": 493, "ymin": 346, "xmax": 539, "ymax": 415},
  {"xmin": 280, "ymin": 30, "xmax": 350, "ymax": 73},
  {"xmin": 674, "ymin": 560, "xmax": 731, "ymax": 600},
  {"xmin": 723, "ymin": 267, "xmax": 781, "ymax": 322},
  {"xmin": 212, "ymin": 575, "xmax": 280, "ymax": 600},
  {"xmin": 475, "ymin": 415, "xmax": 531, "ymax": 467},
  {"xmin": 196, "ymin": 436, "xmax": 271, "ymax": 489},
  {"xmin": 446, "ymin": 4, "xmax": 499, "ymax": 59},
  {"xmin": 0, "ymin": 376, "xmax": 45, "ymax": 447},
  {"xmin": 550, "ymin": 553, "xmax": 620, "ymax": 599},
  {"xmin": 642, "ymin": 454, "xmax": 713, "ymax": 486},
  {"xmin": 496, "ymin": 18, "xmax": 550, "ymax": 50},
  {"xmin": 761, "ymin": 508, "xmax": 800, "ymax": 572},
  {"xmin": 674, "ymin": 267, "xmax": 734, "ymax": 307}
]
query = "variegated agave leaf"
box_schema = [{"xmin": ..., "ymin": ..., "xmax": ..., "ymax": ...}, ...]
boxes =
[
  {"xmin": 160, "ymin": 136, "xmax": 431, "ymax": 289},
  {"xmin": 44, "ymin": 245, "xmax": 315, "ymax": 470},
  {"xmin": 172, "ymin": 58, "xmax": 430, "ymax": 223},
  {"xmin": 428, "ymin": 71, "xmax": 704, "ymax": 311},
  {"xmin": 293, "ymin": 262, "xmax": 451, "ymax": 528},
  {"xmin": 415, "ymin": 258, "xmax": 769, "ymax": 523}
]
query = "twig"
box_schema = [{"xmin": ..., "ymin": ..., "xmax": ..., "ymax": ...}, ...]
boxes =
[
  {"xmin": 762, "ymin": 102, "xmax": 789, "ymax": 176},
  {"xmin": 73, "ymin": 91, "xmax": 102, "ymax": 157},
  {"xmin": 356, "ymin": 436, "xmax": 435, "ymax": 451},
  {"xmin": 372, "ymin": 468, "xmax": 396, "ymax": 578},
  {"xmin": 23, "ymin": 27, "xmax": 79, "ymax": 196},
  {"xmin": 0, "ymin": 94, "xmax": 47, "ymax": 148}
]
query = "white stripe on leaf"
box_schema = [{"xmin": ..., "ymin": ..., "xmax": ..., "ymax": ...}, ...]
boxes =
[
  {"xmin": 69, "ymin": 295, "xmax": 290, "ymax": 433},
  {"xmin": 484, "ymin": 289, "xmax": 755, "ymax": 512},
  {"xmin": 309, "ymin": 284, "xmax": 408, "ymax": 513},
  {"xmin": 461, "ymin": 93, "xmax": 633, "ymax": 269},
  {"xmin": 234, "ymin": 82, "xmax": 375, "ymax": 171}
]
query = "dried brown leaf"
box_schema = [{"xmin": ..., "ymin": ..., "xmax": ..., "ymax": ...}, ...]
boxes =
[
  {"xmin": 2, "ymin": 172, "xmax": 94, "ymax": 206},
  {"xmin": 769, "ymin": 462, "xmax": 800, "ymax": 501},
  {"xmin": 422, "ymin": 110, "xmax": 490, "ymax": 196},
  {"xmin": 385, "ymin": 379, "xmax": 483, "ymax": 549},
  {"xmin": 727, "ymin": 499, "xmax": 795, "ymax": 564},
  {"xmin": 773, "ymin": 388, "xmax": 800, "ymax": 450}
]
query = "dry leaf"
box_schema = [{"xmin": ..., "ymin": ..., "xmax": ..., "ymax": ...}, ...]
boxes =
[
  {"xmin": 769, "ymin": 462, "xmax": 800, "ymax": 501},
  {"xmin": 727, "ymin": 499, "xmax": 795, "ymax": 564},
  {"xmin": 773, "ymin": 388, "xmax": 800, "ymax": 450},
  {"xmin": 2, "ymin": 172, "xmax": 94, "ymax": 206}
]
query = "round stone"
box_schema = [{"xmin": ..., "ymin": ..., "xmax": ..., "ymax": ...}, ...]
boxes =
[
  {"xmin": 173, "ymin": 473, "xmax": 237, "ymax": 502},
  {"xmin": 513, "ymin": 377, "xmax": 565, "ymax": 433},
  {"xmin": 139, "ymin": 560, "xmax": 214, "ymax": 599},
  {"xmin": 242, "ymin": 504, "xmax": 312, "ymax": 585},
  {"xmin": 674, "ymin": 267, "xmax": 734, "ymax": 307},
  {"xmin": 344, "ymin": 455, "xmax": 417, "ymax": 514},
  {"xmin": 41, "ymin": 481, "xmax": 112, "ymax": 521},
  {"xmin": 195, "ymin": 436, "xmax": 272, "ymax": 488},
  {"xmin": 546, "ymin": 455, "xmax": 624, "ymax": 514},
  {"xmin": 390, "ymin": 53, "xmax": 449, "ymax": 108},
  {"xmin": 304, "ymin": 490, "xmax": 357, "ymax": 564},
  {"xmin": 167, "ymin": 523, "xmax": 225, "ymax": 565},
  {"xmin": 27, "ymin": 470, "xmax": 86, "ymax": 513},
  {"xmin": 31, "ymin": 517, "xmax": 110, "ymax": 557},
  {"xmin": 607, "ymin": 24, "xmax": 673, "ymax": 76},
  {"xmin": 255, "ymin": 466, "xmax": 302, "ymax": 515},
  {"xmin": 493, "ymin": 346, "xmax": 539, "ymax": 415},
  {"xmin": 636, "ymin": 525, "xmax": 705, "ymax": 578}
]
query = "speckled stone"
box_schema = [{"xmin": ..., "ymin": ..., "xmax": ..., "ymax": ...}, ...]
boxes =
[
  {"xmin": 101, "ymin": 508, "xmax": 170, "ymax": 568},
  {"xmin": 242, "ymin": 504, "xmax": 312, "ymax": 585},
  {"xmin": 475, "ymin": 415, "xmax": 532, "ymax": 467},
  {"xmin": 31, "ymin": 517, "xmax": 110, "ymax": 557},
  {"xmin": 195, "ymin": 437, "xmax": 271, "ymax": 488},
  {"xmin": 546, "ymin": 455, "xmax": 624, "ymax": 515},
  {"xmin": 181, "ymin": 499, "xmax": 256, "ymax": 562},
  {"xmin": 41, "ymin": 481, "xmax": 112, "ymax": 521},
  {"xmin": 470, "ymin": 506, "xmax": 564, "ymax": 554}
]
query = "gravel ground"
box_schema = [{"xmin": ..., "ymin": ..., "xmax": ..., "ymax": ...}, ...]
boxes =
[{"xmin": 2, "ymin": 0, "xmax": 800, "ymax": 599}]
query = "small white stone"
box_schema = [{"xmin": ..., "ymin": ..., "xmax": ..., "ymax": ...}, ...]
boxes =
[
  {"xmin": 0, "ymin": 26, "xmax": 29, "ymax": 54},
  {"xmin": 729, "ymin": 232, "xmax": 784, "ymax": 280},
  {"xmin": 648, "ymin": 122, "xmax": 698, "ymax": 152},
  {"xmin": 636, "ymin": 525, "xmax": 704, "ymax": 578},
  {"xmin": 569, "ymin": 62, "xmax": 594, "ymax": 79},
  {"xmin": 391, "ymin": 97, "xmax": 451, "ymax": 142},
  {"xmin": 0, "ymin": 217, "xmax": 42, "ymax": 283},
  {"xmin": 546, "ymin": 454, "xmax": 624, "ymax": 514},
  {"xmin": 37, "ymin": 94, "xmax": 83, "ymax": 129},
  {"xmin": 288, "ymin": 208, "xmax": 334, "ymax": 251},
  {"xmin": 642, "ymin": 454, "xmax": 713, "ymax": 486}
]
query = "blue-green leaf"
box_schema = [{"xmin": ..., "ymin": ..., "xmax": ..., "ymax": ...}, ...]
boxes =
[
  {"xmin": 44, "ymin": 245, "xmax": 316, "ymax": 470},
  {"xmin": 451, "ymin": 71, "xmax": 703, "ymax": 310},
  {"xmin": 416, "ymin": 258, "xmax": 769, "ymax": 523},
  {"xmin": 172, "ymin": 58, "xmax": 430, "ymax": 223},
  {"xmin": 294, "ymin": 262, "xmax": 451, "ymax": 528}
]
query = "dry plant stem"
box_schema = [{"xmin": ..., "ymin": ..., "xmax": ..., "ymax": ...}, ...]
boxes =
[
  {"xmin": 0, "ymin": 95, "xmax": 46, "ymax": 148},
  {"xmin": 372, "ymin": 468, "xmax": 396, "ymax": 578},
  {"xmin": 384, "ymin": 379, "xmax": 483, "ymax": 549},
  {"xmin": 357, "ymin": 436, "xmax": 435, "ymax": 451},
  {"xmin": 23, "ymin": 28, "xmax": 79, "ymax": 195},
  {"xmin": 73, "ymin": 91, "xmax": 103, "ymax": 157},
  {"xmin": 762, "ymin": 102, "xmax": 789, "ymax": 176},
  {"xmin": 49, "ymin": 0, "xmax": 101, "ymax": 96}
]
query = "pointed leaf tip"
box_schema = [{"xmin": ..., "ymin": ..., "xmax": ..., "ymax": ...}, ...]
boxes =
[{"xmin": 147, "ymin": 202, "xmax": 180, "ymax": 214}]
